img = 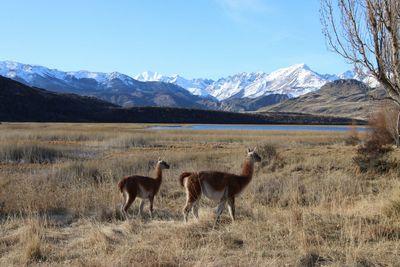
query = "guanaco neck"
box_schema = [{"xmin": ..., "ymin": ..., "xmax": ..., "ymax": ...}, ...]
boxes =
[
  {"xmin": 241, "ymin": 158, "xmax": 254, "ymax": 185},
  {"xmin": 155, "ymin": 163, "xmax": 163, "ymax": 182}
]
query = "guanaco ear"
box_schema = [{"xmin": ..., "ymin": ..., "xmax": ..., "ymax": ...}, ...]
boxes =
[
  {"xmin": 253, "ymin": 146, "xmax": 257, "ymax": 152},
  {"xmin": 158, "ymin": 157, "xmax": 161, "ymax": 161}
]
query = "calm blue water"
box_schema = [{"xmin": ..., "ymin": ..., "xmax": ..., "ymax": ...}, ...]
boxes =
[{"xmin": 150, "ymin": 124, "xmax": 368, "ymax": 132}]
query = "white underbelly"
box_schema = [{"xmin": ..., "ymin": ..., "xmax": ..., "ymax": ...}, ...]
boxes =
[
  {"xmin": 201, "ymin": 181, "xmax": 226, "ymax": 201},
  {"xmin": 137, "ymin": 185, "xmax": 152, "ymax": 199}
]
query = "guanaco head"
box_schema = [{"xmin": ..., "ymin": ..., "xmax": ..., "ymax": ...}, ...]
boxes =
[
  {"xmin": 157, "ymin": 157, "xmax": 170, "ymax": 169},
  {"xmin": 247, "ymin": 147, "xmax": 261, "ymax": 162}
]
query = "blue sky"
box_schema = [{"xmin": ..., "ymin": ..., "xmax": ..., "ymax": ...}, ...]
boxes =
[{"xmin": 0, "ymin": 0, "xmax": 351, "ymax": 79}]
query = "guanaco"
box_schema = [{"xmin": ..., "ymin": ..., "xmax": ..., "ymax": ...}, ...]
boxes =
[
  {"xmin": 118, "ymin": 158, "xmax": 170, "ymax": 219},
  {"xmin": 179, "ymin": 148, "xmax": 261, "ymax": 226}
]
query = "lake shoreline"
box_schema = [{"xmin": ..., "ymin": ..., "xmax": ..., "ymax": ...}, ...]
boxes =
[{"xmin": 149, "ymin": 124, "xmax": 368, "ymax": 132}]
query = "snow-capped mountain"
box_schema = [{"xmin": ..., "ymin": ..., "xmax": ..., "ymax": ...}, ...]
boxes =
[
  {"xmin": 206, "ymin": 72, "xmax": 266, "ymax": 100},
  {"xmin": 135, "ymin": 71, "xmax": 214, "ymax": 98},
  {"xmin": 338, "ymin": 68, "xmax": 379, "ymax": 88},
  {"xmin": 0, "ymin": 60, "xmax": 217, "ymax": 109},
  {"xmin": 0, "ymin": 60, "xmax": 380, "ymax": 110},
  {"xmin": 135, "ymin": 64, "xmax": 375, "ymax": 101},
  {"xmin": 0, "ymin": 60, "xmax": 136, "ymax": 88},
  {"xmin": 206, "ymin": 64, "xmax": 332, "ymax": 100},
  {"xmin": 134, "ymin": 71, "xmax": 166, "ymax": 82}
]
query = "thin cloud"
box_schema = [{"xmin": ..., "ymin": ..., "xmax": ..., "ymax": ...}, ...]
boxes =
[{"xmin": 215, "ymin": 0, "xmax": 270, "ymax": 24}]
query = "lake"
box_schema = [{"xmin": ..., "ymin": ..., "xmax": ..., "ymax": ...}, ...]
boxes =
[{"xmin": 149, "ymin": 124, "xmax": 368, "ymax": 132}]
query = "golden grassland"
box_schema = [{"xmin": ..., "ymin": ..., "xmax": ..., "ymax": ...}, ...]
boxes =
[{"xmin": 0, "ymin": 123, "xmax": 399, "ymax": 266}]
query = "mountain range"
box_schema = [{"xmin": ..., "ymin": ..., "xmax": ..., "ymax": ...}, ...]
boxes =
[
  {"xmin": 0, "ymin": 60, "xmax": 379, "ymax": 113},
  {"xmin": 134, "ymin": 64, "xmax": 378, "ymax": 100},
  {"xmin": 0, "ymin": 61, "xmax": 218, "ymax": 110},
  {"xmin": 0, "ymin": 75, "xmax": 360, "ymax": 124}
]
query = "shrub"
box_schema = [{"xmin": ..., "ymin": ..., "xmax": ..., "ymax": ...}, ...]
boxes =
[
  {"xmin": 373, "ymin": 101, "xmax": 400, "ymax": 146},
  {"xmin": 370, "ymin": 103, "xmax": 398, "ymax": 145},
  {"xmin": 257, "ymin": 143, "xmax": 285, "ymax": 171},
  {"xmin": 352, "ymin": 108, "xmax": 396, "ymax": 173},
  {"xmin": 344, "ymin": 135, "xmax": 361, "ymax": 146},
  {"xmin": 257, "ymin": 144, "xmax": 277, "ymax": 163},
  {"xmin": 353, "ymin": 139, "xmax": 393, "ymax": 173}
]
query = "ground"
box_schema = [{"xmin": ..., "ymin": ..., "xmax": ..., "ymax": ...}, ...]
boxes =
[{"xmin": 0, "ymin": 123, "xmax": 399, "ymax": 266}]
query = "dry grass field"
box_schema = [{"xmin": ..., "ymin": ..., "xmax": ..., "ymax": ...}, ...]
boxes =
[{"xmin": 0, "ymin": 123, "xmax": 399, "ymax": 266}]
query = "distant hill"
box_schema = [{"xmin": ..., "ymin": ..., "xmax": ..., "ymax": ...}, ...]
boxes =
[
  {"xmin": 221, "ymin": 94, "xmax": 289, "ymax": 112},
  {"xmin": 91, "ymin": 80, "xmax": 219, "ymax": 110},
  {"xmin": 0, "ymin": 75, "xmax": 362, "ymax": 124},
  {"xmin": 265, "ymin": 79, "xmax": 386, "ymax": 120},
  {"xmin": 0, "ymin": 75, "xmax": 119, "ymax": 121}
]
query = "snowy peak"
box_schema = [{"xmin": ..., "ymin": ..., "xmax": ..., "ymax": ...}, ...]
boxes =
[
  {"xmin": 206, "ymin": 72, "xmax": 266, "ymax": 100},
  {"xmin": 135, "ymin": 71, "xmax": 214, "ymax": 98},
  {"xmin": 0, "ymin": 60, "xmax": 135, "ymax": 86},
  {"xmin": 203, "ymin": 64, "xmax": 330, "ymax": 100},
  {"xmin": 338, "ymin": 70, "xmax": 355, "ymax": 80},
  {"xmin": 134, "ymin": 71, "xmax": 165, "ymax": 82},
  {"xmin": 338, "ymin": 69, "xmax": 366, "ymax": 80},
  {"xmin": 267, "ymin": 63, "xmax": 311, "ymax": 80},
  {"xmin": 263, "ymin": 63, "xmax": 327, "ymax": 96},
  {"xmin": 0, "ymin": 60, "xmax": 66, "ymax": 82},
  {"xmin": 338, "ymin": 68, "xmax": 379, "ymax": 88},
  {"xmin": 273, "ymin": 63, "xmax": 310, "ymax": 74}
]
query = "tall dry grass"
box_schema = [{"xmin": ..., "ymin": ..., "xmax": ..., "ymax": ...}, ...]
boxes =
[{"xmin": 0, "ymin": 123, "xmax": 399, "ymax": 266}]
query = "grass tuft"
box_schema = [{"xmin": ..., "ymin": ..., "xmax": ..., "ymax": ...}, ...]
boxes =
[
  {"xmin": 20, "ymin": 217, "xmax": 47, "ymax": 264},
  {"xmin": 0, "ymin": 143, "xmax": 64, "ymax": 163}
]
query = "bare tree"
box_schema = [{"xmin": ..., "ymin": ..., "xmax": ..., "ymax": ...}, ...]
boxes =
[{"xmin": 320, "ymin": 0, "xmax": 400, "ymax": 145}]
